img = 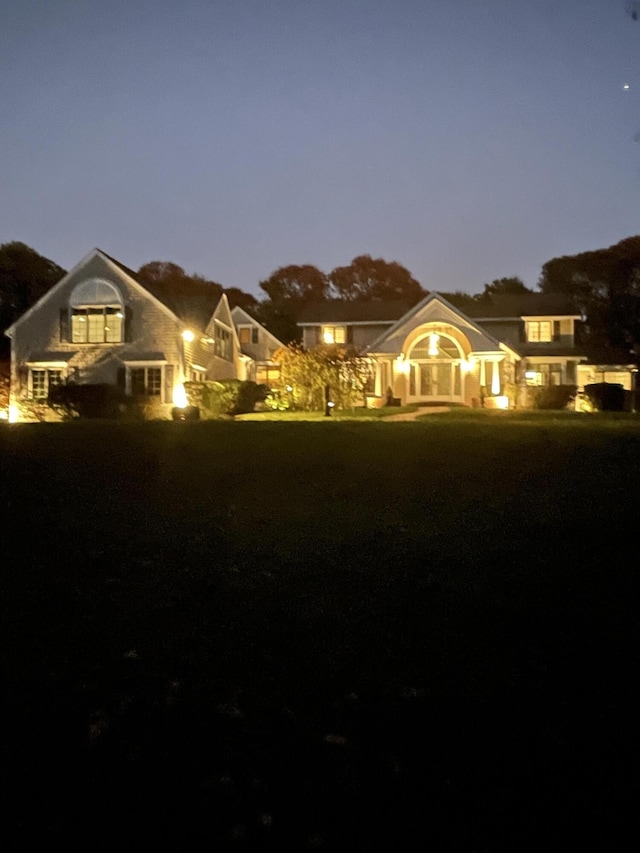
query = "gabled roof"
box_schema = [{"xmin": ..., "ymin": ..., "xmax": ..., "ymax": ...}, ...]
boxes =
[
  {"xmin": 465, "ymin": 293, "xmax": 581, "ymax": 319},
  {"xmin": 231, "ymin": 305, "xmax": 285, "ymax": 349},
  {"xmin": 364, "ymin": 292, "xmax": 510, "ymax": 355},
  {"xmin": 297, "ymin": 299, "xmax": 411, "ymax": 324},
  {"xmin": 102, "ymin": 251, "xmax": 220, "ymax": 331}
]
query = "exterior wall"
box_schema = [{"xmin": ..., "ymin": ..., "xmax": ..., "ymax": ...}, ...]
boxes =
[
  {"xmin": 301, "ymin": 322, "xmax": 393, "ymax": 350},
  {"xmin": 10, "ymin": 253, "xmax": 186, "ymax": 420}
]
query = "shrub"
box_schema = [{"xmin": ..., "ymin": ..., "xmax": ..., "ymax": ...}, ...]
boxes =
[
  {"xmin": 48, "ymin": 383, "xmax": 126, "ymax": 419},
  {"xmin": 184, "ymin": 380, "xmax": 269, "ymax": 417},
  {"xmin": 584, "ymin": 382, "xmax": 625, "ymax": 412},
  {"xmin": 532, "ymin": 384, "xmax": 577, "ymax": 410}
]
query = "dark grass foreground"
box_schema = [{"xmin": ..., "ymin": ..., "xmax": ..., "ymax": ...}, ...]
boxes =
[{"xmin": 2, "ymin": 414, "xmax": 639, "ymax": 850}]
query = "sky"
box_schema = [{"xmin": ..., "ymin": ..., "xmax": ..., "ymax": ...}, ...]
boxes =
[{"xmin": 1, "ymin": 0, "xmax": 638, "ymax": 297}]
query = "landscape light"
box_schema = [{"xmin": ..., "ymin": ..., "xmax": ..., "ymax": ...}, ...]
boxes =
[
  {"xmin": 173, "ymin": 384, "xmax": 188, "ymax": 408},
  {"xmin": 8, "ymin": 405, "xmax": 19, "ymax": 423}
]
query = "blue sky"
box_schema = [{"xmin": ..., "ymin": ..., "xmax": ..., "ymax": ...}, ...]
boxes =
[{"xmin": 1, "ymin": 0, "xmax": 638, "ymax": 296}]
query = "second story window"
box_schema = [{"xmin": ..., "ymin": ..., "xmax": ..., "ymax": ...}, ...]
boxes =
[
  {"xmin": 322, "ymin": 325, "xmax": 346, "ymax": 344},
  {"xmin": 526, "ymin": 321, "xmax": 552, "ymax": 343},
  {"xmin": 239, "ymin": 326, "xmax": 259, "ymax": 345},
  {"xmin": 214, "ymin": 324, "xmax": 233, "ymax": 361},
  {"xmin": 70, "ymin": 279, "xmax": 124, "ymax": 343}
]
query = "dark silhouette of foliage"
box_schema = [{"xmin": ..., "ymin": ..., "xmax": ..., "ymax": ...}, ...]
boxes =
[
  {"xmin": 538, "ymin": 236, "xmax": 640, "ymax": 354},
  {"xmin": 329, "ymin": 254, "xmax": 424, "ymax": 304},
  {"xmin": 0, "ymin": 242, "xmax": 66, "ymax": 357}
]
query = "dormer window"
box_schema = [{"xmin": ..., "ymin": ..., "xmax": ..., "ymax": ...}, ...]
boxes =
[
  {"xmin": 322, "ymin": 325, "xmax": 346, "ymax": 344},
  {"xmin": 526, "ymin": 321, "xmax": 552, "ymax": 343},
  {"xmin": 70, "ymin": 279, "xmax": 124, "ymax": 343}
]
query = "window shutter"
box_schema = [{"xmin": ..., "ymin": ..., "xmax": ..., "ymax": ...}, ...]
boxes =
[
  {"xmin": 124, "ymin": 307, "xmax": 133, "ymax": 342},
  {"xmin": 519, "ymin": 323, "xmax": 526, "ymax": 343},
  {"xmin": 346, "ymin": 325, "xmax": 354, "ymax": 344},
  {"xmin": 553, "ymin": 320, "xmax": 561, "ymax": 341},
  {"xmin": 18, "ymin": 366, "xmax": 28, "ymax": 392},
  {"xmin": 59, "ymin": 308, "xmax": 69, "ymax": 342},
  {"xmin": 315, "ymin": 326, "xmax": 321, "ymax": 345},
  {"xmin": 116, "ymin": 367, "xmax": 126, "ymax": 391},
  {"xmin": 164, "ymin": 365, "xmax": 174, "ymax": 404}
]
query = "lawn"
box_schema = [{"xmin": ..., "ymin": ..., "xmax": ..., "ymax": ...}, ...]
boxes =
[{"xmin": 2, "ymin": 413, "xmax": 639, "ymax": 849}]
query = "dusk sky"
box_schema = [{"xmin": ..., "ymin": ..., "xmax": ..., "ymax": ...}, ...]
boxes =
[{"xmin": 1, "ymin": 0, "xmax": 638, "ymax": 297}]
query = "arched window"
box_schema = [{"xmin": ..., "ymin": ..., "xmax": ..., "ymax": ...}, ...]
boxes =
[
  {"xmin": 408, "ymin": 332, "xmax": 463, "ymax": 360},
  {"xmin": 70, "ymin": 279, "xmax": 124, "ymax": 343}
]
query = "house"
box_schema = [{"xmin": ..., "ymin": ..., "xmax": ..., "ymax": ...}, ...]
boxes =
[
  {"xmin": 231, "ymin": 305, "xmax": 283, "ymax": 387},
  {"xmin": 4, "ymin": 248, "xmax": 282, "ymax": 422},
  {"xmin": 298, "ymin": 292, "xmax": 636, "ymax": 408}
]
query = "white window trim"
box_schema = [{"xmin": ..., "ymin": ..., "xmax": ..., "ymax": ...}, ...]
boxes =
[
  {"xmin": 26, "ymin": 364, "xmax": 68, "ymax": 399},
  {"xmin": 123, "ymin": 360, "xmax": 168, "ymax": 400}
]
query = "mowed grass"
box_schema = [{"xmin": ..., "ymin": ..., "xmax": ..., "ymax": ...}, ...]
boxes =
[{"xmin": 2, "ymin": 413, "xmax": 639, "ymax": 850}]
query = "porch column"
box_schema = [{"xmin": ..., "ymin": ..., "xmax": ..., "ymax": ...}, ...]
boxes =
[
  {"xmin": 480, "ymin": 358, "xmax": 486, "ymax": 387},
  {"xmin": 491, "ymin": 359, "xmax": 501, "ymax": 395}
]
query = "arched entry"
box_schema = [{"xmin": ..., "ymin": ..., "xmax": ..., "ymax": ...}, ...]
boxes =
[{"xmin": 406, "ymin": 331, "xmax": 465, "ymax": 403}]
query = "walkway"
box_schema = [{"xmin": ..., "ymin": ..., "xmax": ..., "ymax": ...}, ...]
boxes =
[{"xmin": 383, "ymin": 406, "xmax": 450, "ymax": 421}]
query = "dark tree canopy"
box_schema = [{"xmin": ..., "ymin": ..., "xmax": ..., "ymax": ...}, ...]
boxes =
[
  {"xmin": 539, "ymin": 236, "xmax": 640, "ymax": 353},
  {"xmin": 329, "ymin": 255, "xmax": 424, "ymax": 304},
  {"xmin": 259, "ymin": 264, "xmax": 330, "ymax": 304},
  {"xmin": 223, "ymin": 287, "xmax": 258, "ymax": 313},
  {"xmin": 480, "ymin": 277, "xmax": 533, "ymax": 299},
  {"xmin": 0, "ymin": 242, "xmax": 66, "ymax": 357},
  {"xmin": 137, "ymin": 260, "xmax": 225, "ymax": 327}
]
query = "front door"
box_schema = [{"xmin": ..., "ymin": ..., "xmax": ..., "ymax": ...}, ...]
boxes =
[{"xmin": 408, "ymin": 361, "xmax": 462, "ymax": 402}]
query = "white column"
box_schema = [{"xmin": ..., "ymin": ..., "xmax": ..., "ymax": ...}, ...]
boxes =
[{"xmin": 491, "ymin": 359, "xmax": 501, "ymax": 395}]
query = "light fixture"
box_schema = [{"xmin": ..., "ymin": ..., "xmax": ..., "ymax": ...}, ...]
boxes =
[
  {"xmin": 428, "ymin": 333, "xmax": 440, "ymax": 357},
  {"xmin": 182, "ymin": 329, "xmax": 195, "ymax": 343}
]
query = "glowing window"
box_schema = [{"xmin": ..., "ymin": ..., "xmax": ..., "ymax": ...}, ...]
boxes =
[
  {"xmin": 322, "ymin": 325, "xmax": 346, "ymax": 345},
  {"xmin": 70, "ymin": 279, "xmax": 124, "ymax": 343},
  {"xmin": 527, "ymin": 321, "xmax": 552, "ymax": 343}
]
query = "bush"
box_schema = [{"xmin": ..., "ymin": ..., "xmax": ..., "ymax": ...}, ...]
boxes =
[
  {"xmin": 532, "ymin": 384, "xmax": 577, "ymax": 410},
  {"xmin": 48, "ymin": 383, "xmax": 126, "ymax": 419},
  {"xmin": 184, "ymin": 380, "xmax": 269, "ymax": 417},
  {"xmin": 584, "ymin": 382, "xmax": 625, "ymax": 412}
]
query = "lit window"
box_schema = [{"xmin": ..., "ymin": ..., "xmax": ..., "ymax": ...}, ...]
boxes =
[
  {"xmin": 527, "ymin": 321, "xmax": 552, "ymax": 343},
  {"xmin": 256, "ymin": 365, "xmax": 281, "ymax": 386},
  {"xmin": 70, "ymin": 279, "xmax": 124, "ymax": 343},
  {"xmin": 322, "ymin": 325, "xmax": 346, "ymax": 344}
]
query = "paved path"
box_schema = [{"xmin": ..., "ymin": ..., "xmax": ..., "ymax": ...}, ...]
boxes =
[{"xmin": 383, "ymin": 406, "xmax": 450, "ymax": 421}]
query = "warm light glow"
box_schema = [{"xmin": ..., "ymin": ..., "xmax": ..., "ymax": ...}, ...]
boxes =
[
  {"xmin": 494, "ymin": 395, "xmax": 509, "ymax": 410},
  {"xmin": 327, "ymin": 401, "xmax": 335, "ymax": 408},
  {"xmin": 173, "ymin": 384, "xmax": 188, "ymax": 408},
  {"xmin": 461, "ymin": 359, "xmax": 473, "ymax": 373},
  {"xmin": 428, "ymin": 333, "xmax": 440, "ymax": 357},
  {"xmin": 8, "ymin": 405, "xmax": 19, "ymax": 423},
  {"xmin": 491, "ymin": 362, "xmax": 501, "ymax": 395},
  {"xmin": 322, "ymin": 330, "xmax": 335, "ymax": 344},
  {"xmin": 395, "ymin": 355, "xmax": 410, "ymax": 375},
  {"xmin": 0, "ymin": 410, "xmax": 7, "ymax": 420},
  {"xmin": 182, "ymin": 329, "xmax": 195, "ymax": 343}
]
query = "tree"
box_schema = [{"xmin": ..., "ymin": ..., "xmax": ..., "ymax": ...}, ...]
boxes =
[
  {"xmin": 259, "ymin": 264, "xmax": 329, "ymax": 303},
  {"xmin": 539, "ymin": 236, "xmax": 640, "ymax": 353},
  {"xmin": 479, "ymin": 277, "xmax": 533, "ymax": 299},
  {"xmin": 223, "ymin": 287, "xmax": 258, "ymax": 313},
  {"xmin": 137, "ymin": 261, "xmax": 224, "ymax": 324},
  {"xmin": 271, "ymin": 343, "xmax": 373, "ymax": 411},
  {"xmin": 0, "ymin": 242, "xmax": 66, "ymax": 358},
  {"xmin": 257, "ymin": 264, "xmax": 329, "ymax": 344},
  {"xmin": 329, "ymin": 255, "xmax": 424, "ymax": 304}
]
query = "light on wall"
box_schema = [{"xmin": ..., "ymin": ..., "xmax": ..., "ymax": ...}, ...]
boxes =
[
  {"xmin": 182, "ymin": 329, "xmax": 195, "ymax": 343},
  {"xmin": 395, "ymin": 355, "xmax": 410, "ymax": 375}
]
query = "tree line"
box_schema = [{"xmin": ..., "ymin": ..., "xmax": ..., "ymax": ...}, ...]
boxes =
[{"xmin": 1, "ymin": 237, "xmax": 639, "ymax": 360}]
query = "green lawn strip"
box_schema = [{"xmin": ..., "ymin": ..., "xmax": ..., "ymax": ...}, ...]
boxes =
[
  {"xmin": 234, "ymin": 405, "xmax": 418, "ymax": 421},
  {"xmin": 2, "ymin": 419, "xmax": 639, "ymax": 846}
]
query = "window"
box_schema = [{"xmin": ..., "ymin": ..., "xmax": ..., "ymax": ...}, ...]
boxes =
[
  {"xmin": 526, "ymin": 321, "xmax": 552, "ymax": 343},
  {"xmin": 239, "ymin": 326, "xmax": 259, "ymax": 345},
  {"xmin": 214, "ymin": 324, "xmax": 233, "ymax": 361},
  {"xmin": 256, "ymin": 365, "xmax": 281, "ymax": 386},
  {"xmin": 524, "ymin": 363, "xmax": 562, "ymax": 386},
  {"xmin": 70, "ymin": 279, "xmax": 124, "ymax": 343},
  {"xmin": 130, "ymin": 367, "xmax": 162, "ymax": 396},
  {"xmin": 29, "ymin": 368, "xmax": 64, "ymax": 399},
  {"xmin": 322, "ymin": 325, "xmax": 346, "ymax": 345},
  {"xmin": 191, "ymin": 367, "xmax": 206, "ymax": 382}
]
